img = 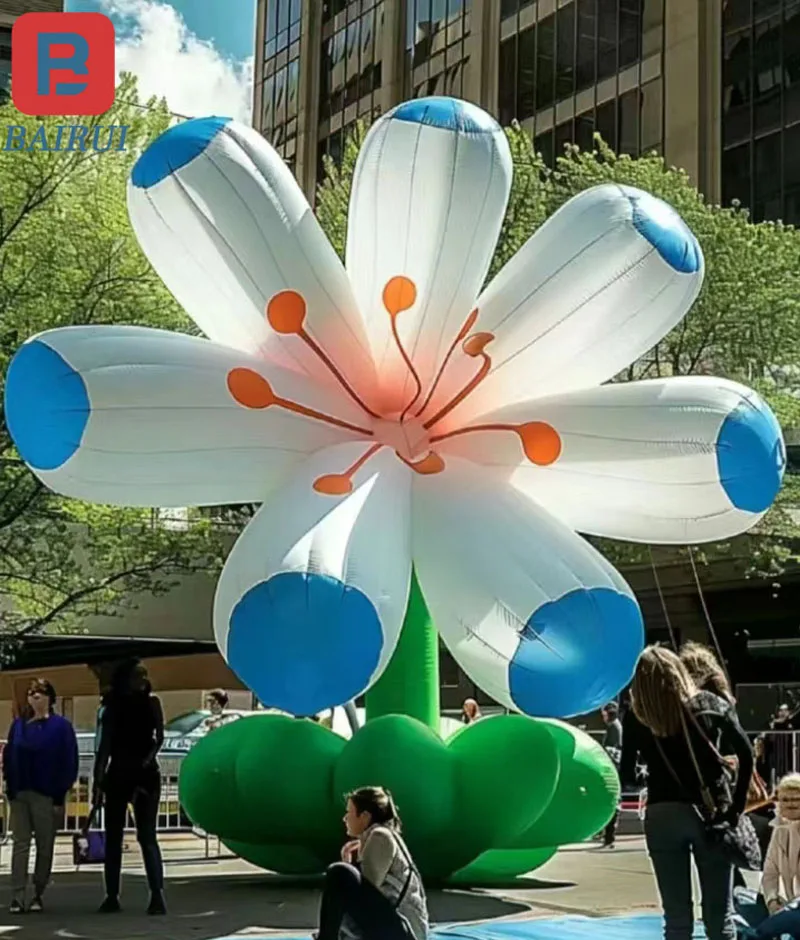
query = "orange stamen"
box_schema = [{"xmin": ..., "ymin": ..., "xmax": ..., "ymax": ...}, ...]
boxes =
[
  {"xmin": 395, "ymin": 451, "xmax": 446, "ymax": 476},
  {"xmin": 227, "ymin": 367, "xmax": 374, "ymax": 437},
  {"xmin": 313, "ymin": 444, "xmax": 384, "ymax": 496},
  {"xmin": 267, "ymin": 290, "xmax": 381, "ymax": 419},
  {"xmin": 430, "ymin": 421, "xmax": 562, "ymax": 466},
  {"xmin": 423, "ymin": 332, "xmax": 495, "ymax": 430},
  {"xmin": 383, "ymin": 277, "xmax": 423, "ymax": 422},
  {"xmin": 414, "ymin": 309, "xmax": 479, "ymax": 419}
]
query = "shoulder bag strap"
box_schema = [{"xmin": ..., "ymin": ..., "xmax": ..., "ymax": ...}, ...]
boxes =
[
  {"xmin": 389, "ymin": 831, "xmax": 418, "ymax": 909},
  {"xmin": 678, "ymin": 706, "xmax": 719, "ymax": 815}
]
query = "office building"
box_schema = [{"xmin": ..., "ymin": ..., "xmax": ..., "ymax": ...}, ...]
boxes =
[
  {"xmin": 0, "ymin": 0, "xmax": 64, "ymax": 102},
  {"xmin": 254, "ymin": 0, "xmax": 722, "ymax": 204},
  {"xmin": 722, "ymin": 0, "xmax": 800, "ymax": 224}
]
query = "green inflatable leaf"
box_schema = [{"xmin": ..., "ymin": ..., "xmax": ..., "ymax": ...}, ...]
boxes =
[{"xmin": 179, "ymin": 712, "xmax": 615, "ymax": 881}]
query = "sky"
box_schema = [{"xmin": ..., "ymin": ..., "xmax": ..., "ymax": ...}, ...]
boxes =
[{"xmin": 65, "ymin": 0, "xmax": 256, "ymax": 123}]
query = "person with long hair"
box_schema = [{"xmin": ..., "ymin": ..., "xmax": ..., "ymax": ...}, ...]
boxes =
[
  {"xmin": 316, "ymin": 786, "xmax": 428, "ymax": 940},
  {"xmin": 93, "ymin": 659, "xmax": 166, "ymax": 915},
  {"xmin": 3, "ymin": 679, "xmax": 78, "ymax": 914},
  {"xmin": 679, "ymin": 643, "xmax": 735, "ymax": 704},
  {"xmin": 620, "ymin": 646, "xmax": 754, "ymax": 940},
  {"xmin": 680, "ymin": 643, "xmax": 774, "ymax": 872}
]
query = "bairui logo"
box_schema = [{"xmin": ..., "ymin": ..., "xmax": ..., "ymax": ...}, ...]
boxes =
[{"xmin": 7, "ymin": 12, "xmax": 128, "ymax": 152}]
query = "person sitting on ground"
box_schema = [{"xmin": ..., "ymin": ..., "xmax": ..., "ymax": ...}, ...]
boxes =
[
  {"xmin": 316, "ymin": 786, "xmax": 428, "ymax": 940},
  {"xmin": 735, "ymin": 772, "xmax": 800, "ymax": 938},
  {"xmin": 3, "ymin": 678, "xmax": 78, "ymax": 914},
  {"xmin": 460, "ymin": 698, "xmax": 481, "ymax": 724}
]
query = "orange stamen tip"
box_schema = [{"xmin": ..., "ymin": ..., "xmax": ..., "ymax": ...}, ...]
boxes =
[
  {"xmin": 227, "ymin": 368, "xmax": 275, "ymax": 409},
  {"xmin": 313, "ymin": 474, "xmax": 354, "ymax": 496},
  {"xmin": 267, "ymin": 289, "xmax": 307, "ymax": 334},
  {"xmin": 518, "ymin": 422, "xmax": 562, "ymax": 466},
  {"xmin": 383, "ymin": 276, "xmax": 417, "ymax": 316},
  {"xmin": 462, "ymin": 332, "xmax": 494, "ymax": 357},
  {"xmin": 410, "ymin": 452, "xmax": 445, "ymax": 475}
]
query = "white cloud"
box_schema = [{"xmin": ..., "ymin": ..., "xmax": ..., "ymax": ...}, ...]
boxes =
[{"xmin": 101, "ymin": 0, "xmax": 253, "ymax": 124}]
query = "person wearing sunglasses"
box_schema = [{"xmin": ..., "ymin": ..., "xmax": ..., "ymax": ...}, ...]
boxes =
[{"xmin": 2, "ymin": 678, "xmax": 78, "ymax": 914}]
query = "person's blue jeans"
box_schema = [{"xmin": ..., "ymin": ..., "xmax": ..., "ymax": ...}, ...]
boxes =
[{"xmin": 645, "ymin": 801, "xmax": 736, "ymax": 940}]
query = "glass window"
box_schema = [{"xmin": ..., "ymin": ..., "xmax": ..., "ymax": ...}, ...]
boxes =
[
  {"xmin": 501, "ymin": 0, "xmax": 518, "ymax": 18},
  {"xmin": 576, "ymin": 0, "xmax": 597, "ymax": 90},
  {"xmin": 360, "ymin": 7, "xmax": 376, "ymax": 99},
  {"xmin": 499, "ymin": 36, "xmax": 517, "ymax": 125},
  {"xmin": 556, "ymin": 3, "xmax": 576, "ymax": 101},
  {"xmin": 786, "ymin": 6, "xmax": 800, "ymax": 124},
  {"xmin": 754, "ymin": 16, "xmax": 783, "ymax": 135},
  {"xmin": 266, "ymin": 0, "xmax": 278, "ymax": 42},
  {"xmin": 722, "ymin": 142, "xmax": 751, "ymax": 207},
  {"xmin": 784, "ymin": 123, "xmax": 800, "ymax": 223},
  {"xmin": 274, "ymin": 66, "xmax": 287, "ymax": 127},
  {"xmin": 618, "ymin": 88, "xmax": 638, "ymax": 154},
  {"xmin": 290, "ymin": 0, "xmax": 302, "ymax": 43},
  {"xmin": 536, "ymin": 15, "xmax": 555, "ymax": 111},
  {"xmin": 595, "ymin": 98, "xmax": 617, "ymax": 148},
  {"xmin": 640, "ymin": 77, "xmax": 662, "ymax": 151},
  {"xmin": 554, "ymin": 119, "xmax": 574, "ymax": 160},
  {"xmin": 518, "ymin": 26, "xmax": 536, "ymax": 120},
  {"xmin": 287, "ymin": 59, "xmax": 299, "ymax": 121},
  {"xmin": 262, "ymin": 74, "xmax": 275, "ymax": 131},
  {"xmin": 535, "ymin": 129, "xmax": 554, "ymax": 167},
  {"xmin": 753, "ymin": 131, "xmax": 782, "ymax": 221},
  {"xmin": 724, "ymin": 0, "xmax": 752, "ymax": 32},
  {"xmin": 619, "ymin": 0, "xmax": 641, "ymax": 69},
  {"xmin": 323, "ymin": 0, "xmax": 346, "ymax": 23},
  {"xmin": 575, "ymin": 111, "xmax": 595, "ymax": 151},
  {"xmin": 597, "ymin": 0, "xmax": 617, "ymax": 81},
  {"xmin": 345, "ymin": 19, "xmax": 360, "ymax": 106}
]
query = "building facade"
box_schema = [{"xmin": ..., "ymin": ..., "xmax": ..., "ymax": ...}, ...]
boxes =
[
  {"xmin": 254, "ymin": 0, "xmax": 724, "ymax": 203},
  {"xmin": 0, "ymin": 0, "xmax": 64, "ymax": 102},
  {"xmin": 722, "ymin": 0, "xmax": 800, "ymax": 224}
]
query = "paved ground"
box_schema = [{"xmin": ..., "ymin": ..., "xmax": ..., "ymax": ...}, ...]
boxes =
[{"xmin": 0, "ymin": 834, "xmax": 667, "ymax": 940}]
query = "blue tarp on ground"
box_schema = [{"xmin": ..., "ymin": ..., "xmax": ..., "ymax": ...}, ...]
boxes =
[{"xmin": 215, "ymin": 913, "xmax": 704, "ymax": 939}]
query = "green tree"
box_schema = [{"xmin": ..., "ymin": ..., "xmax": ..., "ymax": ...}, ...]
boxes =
[
  {"xmin": 316, "ymin": 125, "xmax": 800, "ymax": 576},
  {"xmin": 0, "ymin": 76, "xmax": 224, "ymax": 643}
]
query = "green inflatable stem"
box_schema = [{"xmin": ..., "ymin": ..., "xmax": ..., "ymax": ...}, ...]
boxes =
[{"xmin": 365, "ymin": 569, "xmax": 439, "ymax": 730}]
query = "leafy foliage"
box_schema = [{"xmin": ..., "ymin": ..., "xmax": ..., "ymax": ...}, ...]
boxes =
[
  {"xmin": 0, "ymin": 76, "xmax": 225, "ymax": 640},
  {"xmin": 316, "ymin": 123, "xmax": 800, "ymax": 576}
]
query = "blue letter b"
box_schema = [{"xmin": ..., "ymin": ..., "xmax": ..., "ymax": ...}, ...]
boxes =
[{"xmin": 36, "ymin": 32, "xmax": 89, "ymax": 97}]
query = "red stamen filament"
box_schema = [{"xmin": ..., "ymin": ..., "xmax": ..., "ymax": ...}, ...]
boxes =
[
  {"xmin": 415, "ymin": 309, "xmax": 479, "ymax": 419},
  {"xmin": 423, "ymin": 332, "xmax": 494, "ymax": 431},
  {"xmin": 267, "ymin": 289, "xmax": 380, "ymax": 419}
]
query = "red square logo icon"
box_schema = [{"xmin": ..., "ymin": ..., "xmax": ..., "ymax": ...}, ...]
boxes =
[{"xmin": 12, "ymin": 12, "xmax": 115, "ymax": 116}]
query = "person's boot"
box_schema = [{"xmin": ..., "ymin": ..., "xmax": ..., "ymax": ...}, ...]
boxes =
[
  {"xmin": 147, "ymin": 891, "xmax": 167, "ymax": 915},
  {"xmin": 98, "ymin": 896, "xmax": 121, "ymax": 913}
]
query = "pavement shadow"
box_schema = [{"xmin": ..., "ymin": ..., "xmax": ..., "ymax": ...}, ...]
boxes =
[{"xmin": 0, "ymin": 870, "xmax": 533, "ymax": 940}]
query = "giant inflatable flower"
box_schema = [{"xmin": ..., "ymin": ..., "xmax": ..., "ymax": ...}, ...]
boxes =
[{"xmin": 5, "ymin": 98, "xmax": 785, "ymax": 720}]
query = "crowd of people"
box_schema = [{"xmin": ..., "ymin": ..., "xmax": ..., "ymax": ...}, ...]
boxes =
[
  {"xmin": 2, "ymin": 660, "xmax": 167, "ymax": 916},
  {"xmin": 606, "ymin": 642, "xmax": 800, "ymax": 940},
  {"xmin": 4, "ymin": 646, "xmax": 800, "ymax": 940}
]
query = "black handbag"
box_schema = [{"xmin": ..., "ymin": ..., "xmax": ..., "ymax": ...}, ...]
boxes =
[{"xmin": 655, "ymin": 707, "xmax": 762, "ymax": 872}]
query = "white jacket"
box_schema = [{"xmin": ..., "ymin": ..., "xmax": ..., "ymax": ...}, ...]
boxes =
[{"xmin": 762, "ymin": 819, "xmax": 800, "ymax": 905}]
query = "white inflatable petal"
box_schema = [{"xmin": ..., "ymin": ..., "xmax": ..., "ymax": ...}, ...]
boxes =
[
  {"xmin": 128, "ymin": 117, "xmax": 377, "ymax": 405},
  {"xmin": 3, "ymin": 326, "xmax": 372, "ymax": 507},
  {"xmin": 426, "ymin": 184, "xmax": 704, "ymax": 429},
  {"xmin": 214, "ymin": 444, "xmax": 412, "ymax": 714},
  {"xmin": 435, "ymin": 378, "xmax": 786, "ymax": 544},
  {"xmin": 412, "ymin": 459, "xmax": 644, "ymax": 718},
  {"xmin": 346, "ymin": 97, "xmax": 512, "ymax": 414}
]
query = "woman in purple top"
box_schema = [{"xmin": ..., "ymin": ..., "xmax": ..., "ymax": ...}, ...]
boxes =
[{"xmin": 3, "ymin": 678, "xmax": 79, "ymax": 914}]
